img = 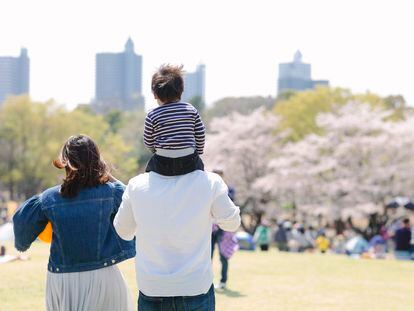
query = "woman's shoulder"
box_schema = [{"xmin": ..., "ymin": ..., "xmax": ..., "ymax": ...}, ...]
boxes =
[
  {"xmin": 106, "ymin": 180, "xmax": 126, "ymax": 190},
  {"xmin": 40, "ymin": 185, "xmax": 62, "ymax": 202},
  {"xmin": 17, "ymin": 186, "xmax": 61, "ymax": 211},
  {"xmin": 83, "ymin": 181, "xmax": 126, "ymax": 199},
  {"xmin": 40, "ymin": 185, "xmax": 60, "ymax": 194},
  {"xmin": 106, "ymin": 180, "xmax": 126, "ymax": 196}
]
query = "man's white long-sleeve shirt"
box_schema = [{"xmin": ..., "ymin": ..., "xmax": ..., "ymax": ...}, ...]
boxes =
[{"xmin": 113, "ymin": 170, "xmax": 241, "ymax": 297}]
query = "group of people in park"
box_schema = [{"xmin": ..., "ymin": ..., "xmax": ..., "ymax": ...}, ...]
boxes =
[
  {"xmin": 252, "ymin": 220, "xmax": 330, "ymax": 253},
  {"xmin": 251, "ymin": 217, "xmax": 413, "ymax": 260},
  {"xmin": 12, "ymin": 65, "xmax": 241, "ymax": 311}
]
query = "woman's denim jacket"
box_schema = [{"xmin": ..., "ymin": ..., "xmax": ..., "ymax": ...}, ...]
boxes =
[{"xmin": 13, "ymin": 181, "xmax": 136, "ymax": 273}]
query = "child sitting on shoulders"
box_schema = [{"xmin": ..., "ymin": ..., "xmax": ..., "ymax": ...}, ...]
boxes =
[{"xmin": 144, "ymin": 64, "xmax": 205, "ymax": 176}]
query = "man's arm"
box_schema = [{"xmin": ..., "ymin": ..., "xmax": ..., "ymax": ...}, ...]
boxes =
[
  {"xmin": 113, "ymin": 184, "xmax": 137, "ymax": 241},
  {"xmin": 211, "ymin": 178, "xmax": 241, "ymax": 232}
]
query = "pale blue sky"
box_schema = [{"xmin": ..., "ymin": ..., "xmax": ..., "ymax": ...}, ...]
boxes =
[{"xmin": 1, "ymin": 0, "xmax": 413, "ymax": 109}]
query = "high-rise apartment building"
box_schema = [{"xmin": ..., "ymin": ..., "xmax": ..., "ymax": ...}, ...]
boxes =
[
  {"xmin": 0, "ymin": 48, "xmax": 30, "ymax": 105},
  {"xmin": 94, "ymin": 38, "xmax": 144, "ymax": 112},
  {"xmin": 277, "ymin": 51, "xmax": 329, "ymax": 94},
  {"xmin": 182, "ymin": 64, "xmax": 205, "ymax": 104}
]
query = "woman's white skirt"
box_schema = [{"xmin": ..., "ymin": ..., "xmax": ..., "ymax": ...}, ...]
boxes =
[{"xmin": 46, "ymin": 265, "xmax": 134, "ymax": 311}]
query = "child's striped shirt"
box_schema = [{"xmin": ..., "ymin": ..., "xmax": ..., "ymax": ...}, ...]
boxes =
[{"xmin": 144, "ymin": 102, "xmax": 205, "ymax": 154}]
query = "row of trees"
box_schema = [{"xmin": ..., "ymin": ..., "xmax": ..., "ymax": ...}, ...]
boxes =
[
  {"xmin": 257, "ymin": 103, "xmax": 414, "ymax": 211},
  {"xmin": 0, "ymin": 93, "xmax": 276, "ymax": 200},
  {"xmin": 0, "ymin": 97, "xmax": 140, "ymax": 199},
  {"xmin": 204, "ymin": 88, "xmax": 413, "ymax": 234},
  {"xmin": 1, "ymin": 87, "xmax": 411, "ymax": 237}
]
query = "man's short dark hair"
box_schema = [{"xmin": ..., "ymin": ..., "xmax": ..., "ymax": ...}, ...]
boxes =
[
  {"xmin": 151, "ymin": 64, "xmax": 184, "ymax": 103},
  {"xmin": 403, "ymin": 218, "xmax": 410, "ymax": 225}
]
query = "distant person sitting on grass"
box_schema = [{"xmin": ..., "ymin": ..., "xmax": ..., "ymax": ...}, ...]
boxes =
[
  {"xmin": 291, "ymin": 223, "xmax": 312, "ymax": 252},
  {"xmin": 0, "ymin": 245, "xmax": 30, "ymax": 264},
  {"xmin": 144, "ymin": 64, "xmax": 205, "ymax": 176},
  {"xmin": 254, "ymin": 220, "xmax": 271, "ymax": 251},
  {"xmin": 315, "ymin": 232, "xmax": 330, "ymax": 253},
  {"xmin": 275, "ymin": 221, "xmax": 289, "ymax": 251},
  {"xmin": 394, "ymin": 218, "xmax": 412, "ymax": 260}
]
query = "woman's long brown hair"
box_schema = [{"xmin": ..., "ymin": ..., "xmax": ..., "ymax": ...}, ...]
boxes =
[{"xmin": 53, "ymin": 135, "xmax": 110, "ymax": 198}]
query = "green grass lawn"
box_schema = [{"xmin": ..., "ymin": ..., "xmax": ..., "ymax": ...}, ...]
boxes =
[{"xmin": 1, "ymin": 241, "xmax": 413, "ymax": 311}]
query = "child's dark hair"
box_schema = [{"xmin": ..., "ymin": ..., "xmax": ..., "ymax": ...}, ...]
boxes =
[{"xmin": 151, "ymin": 64, "xmax": 184, "ymax": 103}]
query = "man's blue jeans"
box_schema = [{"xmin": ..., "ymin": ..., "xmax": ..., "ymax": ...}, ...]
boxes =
[{"xmin": 138, "ymin": 285, "xmax": 215, "ymax": 311}]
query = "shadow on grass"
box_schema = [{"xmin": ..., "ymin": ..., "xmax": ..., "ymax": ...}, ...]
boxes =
[{"xmin": 215, "ymin": 288, "xmax": 246, "ymax": 298}]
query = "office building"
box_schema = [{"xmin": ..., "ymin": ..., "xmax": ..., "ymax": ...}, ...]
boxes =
[
  {"xmin": 278, "ymin": 51, "xmax": 329, "ymax": 94},
  {"xmin": 182, "ymin": 64, "xmax": 205, "ymax": 104},
  {"xmin": 0, "ymin": 48, "xmax": 30, "ymax": 105},
  {"xmin": 94, "ymin": 38, "xmax": 144, "ymax": 112}
]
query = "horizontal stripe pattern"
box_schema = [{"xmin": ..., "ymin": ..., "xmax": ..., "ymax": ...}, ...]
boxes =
[{"xmin": 144, "ymin": 102, "xmax": 205, "ymax": 154}]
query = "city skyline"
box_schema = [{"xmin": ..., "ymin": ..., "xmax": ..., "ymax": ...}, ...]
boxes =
[{"xmin": 1, "ymin": 0, "xmax": 413, "ymax": 109}]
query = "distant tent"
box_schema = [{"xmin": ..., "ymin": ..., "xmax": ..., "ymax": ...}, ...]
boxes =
[
  {"xmin": 404, "ymin": 202, "xmax": 414, "ymax": 211},
  {"xmin": 235, "ymin": 231, "xmax": 255, "ymax": 251},
  {"xmin": 386, "ymin": 197, "xmax": 410, "ymax": 209},
  {"xmin": 386, "ymin": 201, "xmax": 399, "ymax": 209}
]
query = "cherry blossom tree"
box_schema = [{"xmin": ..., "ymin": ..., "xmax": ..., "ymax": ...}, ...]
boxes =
[
  {"xmin": 256, "ymin": 102, "xmax": 414, "ymax": 237},
  {"xmin": 205, "ymin": 101, "xmax": 414, "ymax": 237},
  {"xmin": 203, "ymin": 108, "xmax": 282, "ymax": 233}
]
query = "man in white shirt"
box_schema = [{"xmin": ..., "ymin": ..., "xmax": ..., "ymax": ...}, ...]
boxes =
[{"xmin": 114, "ymin": 170, "xmax": 241, "ymax": 311}]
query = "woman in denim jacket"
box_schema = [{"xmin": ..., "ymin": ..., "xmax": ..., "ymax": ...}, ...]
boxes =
[{"xmin": 13, "ymin": 135, "xmax": 135, "ymax": 311}]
